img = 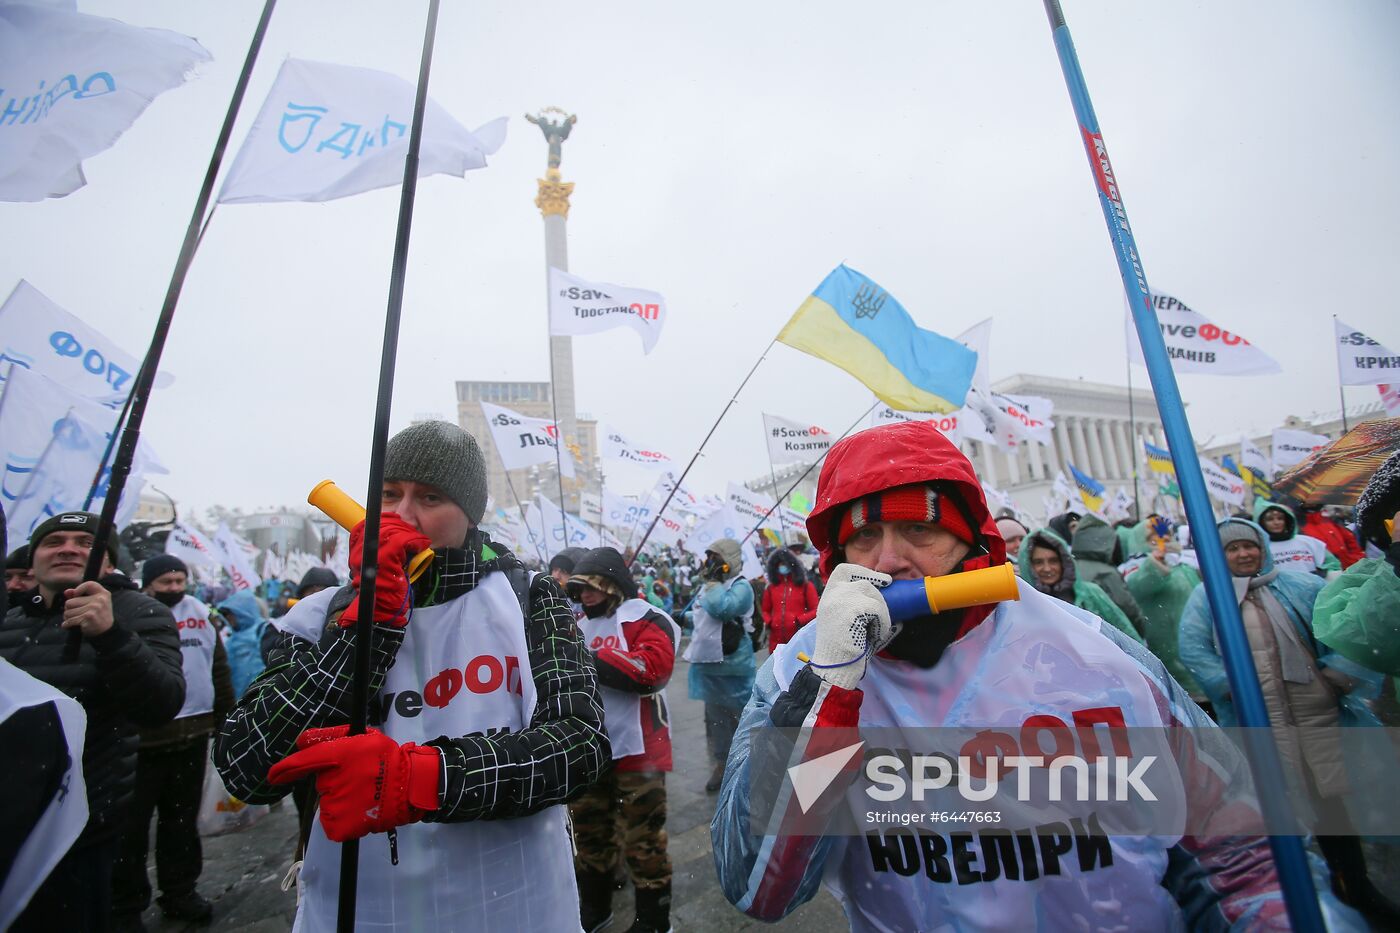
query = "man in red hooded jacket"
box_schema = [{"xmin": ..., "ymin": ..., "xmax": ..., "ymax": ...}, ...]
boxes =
[
  {"xmin": 1301, "ymin": 506, "xmax": 1365, "ymax": 569},
  {"xmin": 710, "ymin": 421, "xmax": 1359, "ymax": 932}
]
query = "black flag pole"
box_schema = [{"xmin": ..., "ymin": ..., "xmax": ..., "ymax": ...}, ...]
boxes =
[
  {"xmin": 337, "ymin": 2, "xmax": 442, "ymax": 929},
  {"xmin": 627, "ymin": 337, "xmax": 776, "ymax": 566},
  {"xmin": 65, "ymin": 0, "xmax": 278, "ymax": 662}
]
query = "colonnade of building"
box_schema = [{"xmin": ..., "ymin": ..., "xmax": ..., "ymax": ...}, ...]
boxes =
[{"xmin": 964, "ymin": 414, "xmax": 1165, "ymax": 489}]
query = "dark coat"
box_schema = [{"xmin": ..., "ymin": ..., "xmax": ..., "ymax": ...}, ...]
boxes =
[{"xmin": 0, "ymin": 574, "xmax": 185, "ymax": 846}]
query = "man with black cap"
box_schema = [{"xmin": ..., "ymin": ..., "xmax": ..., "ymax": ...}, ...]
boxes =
[
  {"xmin": 6, "ymin": 544, "xmax": 34, "ymax": 595},
  {"xmin": 215, "ymin": 421, "xmax": 608, "ymax": 932},
  {"xmin": 0, "ymin": 511, "xmax": 185, "ymax": 931},
  {"xmin": 550, "ymin": 546, "xmax": 588, "ymax": 619},
  {"xmin": 565, "ymin": 546, "xmax": 680, "ymax": 933},
  {"xmin": 112, "ymin": 555, "xmax": 234, "ymax": 929}
]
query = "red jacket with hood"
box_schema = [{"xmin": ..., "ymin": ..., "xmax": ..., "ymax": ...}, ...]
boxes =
[{"xmin": 1301, "ymin": 510, "xmax": 1364, "ymax": 569}]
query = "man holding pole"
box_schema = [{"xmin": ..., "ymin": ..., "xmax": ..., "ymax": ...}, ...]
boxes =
[
  {"xmin": 215, "ymin": 421, "xmax": 609, "ymax": 931},
  {"xmin": 711, "ymin": 421, "xmax": 1354, "ymax": 931}
]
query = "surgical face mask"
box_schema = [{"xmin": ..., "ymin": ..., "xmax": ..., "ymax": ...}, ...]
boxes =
[
  {"xmin": 1163, "ymin": 552, "xmax": 1181, "ymax": 567},
  {"xmin": 778, "ymin": 565, "xmax": 791, "ymax": 576}
]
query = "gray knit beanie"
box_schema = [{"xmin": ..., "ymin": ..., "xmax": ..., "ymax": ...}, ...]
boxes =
[
  {"xmin": 1217, "ymin": 520, "xmax": 1263, "ymax": 550},
  {"xmin": 384, "ymin": 421, "xmax": 488, "ymax": 524}
]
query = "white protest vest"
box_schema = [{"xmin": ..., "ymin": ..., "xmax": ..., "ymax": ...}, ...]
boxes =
[
  {"xmin": 577, "ymin": 598, "xmax": 680, "ymax": 759},
  {"xmin": 772, "ymin": 581, "xmax": 1187, "ymax": 933},
  {"xmin": 683, "ymin": 577, "xmax": 752, "ymax": 664},
  {"xmin": 279, "ymin": 576, "xmax": 580, "ymax": 933},
  {"xmin": 0, "ymin": 659, "xmax": 88, "ymax": 931},
  {"xmin": 1268, "ymin": 536, "xmax": 1329, "ymax": 576},
  {"xmin": 170, "ymin": 595, "xmax": 217, "ymax": 719}
]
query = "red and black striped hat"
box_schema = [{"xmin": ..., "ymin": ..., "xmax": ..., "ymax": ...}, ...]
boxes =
[{"xmin": 835, "ymin": 483, "xmax": 975, "ymax": 547}]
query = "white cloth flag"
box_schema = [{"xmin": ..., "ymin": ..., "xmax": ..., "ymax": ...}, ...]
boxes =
[
  {"xmin": 0, "ymin": 280, "xmax": 173, "ymax": 404},
  {"xmin": 1271, "ymin": 428, "xmax": 1329, "ymax": 470},
  {"xmin": 1200, "ymin": 459, "xmax": 1245, "ymax": 508},
  {"xmin": 727, "ymin": 483, "xmax": 781, "ymax": 536},
  {"xmin": 547, "ymin": 268, "xmax": 666, "ymax": 354},
  {"xmin": 162, "ymin": 522, "xmax": 219, "ymax": 570},
  {"xmin": 213, "ymin": 523, "xmax": 261, "ymax": 591},
  {"xmin": 980, "ymin": 482, "xmax": 1012, "ymax": 515},
  {"xmin": 1335, "ymin": 319, "xmax": 1400, "ymax": 386},
  {"xmin": 1240, "ymin": 435, "xmax": 1273, "ymax": 480},
  {"xmin": 652, "ymin": 471, "xmax": 700, "ymax": 517},
  {"xmin": 0, "ymin": 4, "xmax": 210, "ymax": 201},
  {"xmin": 480, "ymin": 402, "xmax": 575, "ymax": 478},
  {"xmin": 762, "ymin": 413, "xmax": 832, "ymax": 465},
  {"xmin": 600, "ymin": 489, "xmax": 653, "ymax": 532},
  {"xmin": 1128, "ymin": 290, "xmax": 1281, "ymax": 376},
  {"xmin": 1051, "ymin": 471, "xmax": 1076, "ymax": 511},
  {"xmin": 985, "ymin": 392, "xmax": 1055, "ymax": 449},
  {"xmin": 531, "ymin": 495, "xmax": 599, "ymax": 551},
  {"xmin": 683, "ymin": 506, "xmax": 762, "ymax": 578},
  {"xmin": 1106, "ymin": 487, "xmax": 1134, "ymax": 521},
  {"xmin": 600, "ymin": 427, "xmax": 673, "ymax": 471},
  {"xmin": 218, "ymin": 58, "xmax": 506, "ymax": 204},
  {"xmin": 1381, "ymin": 384, "xmax": 1400, "ymax": 419},
  {"xmin": 957, "ymin": 319, "xmax": 993, "ymax": 398},
  {"xmin": 643, "ymin": 512, "xmax": 685, "ymax": 549},
  {"xmin": 865, "ymin": 398, "xmax": 965, "ymax": 446},
  {"xmin": 0, "ymin": 365, "xmax": 165, "ymax": 533}
]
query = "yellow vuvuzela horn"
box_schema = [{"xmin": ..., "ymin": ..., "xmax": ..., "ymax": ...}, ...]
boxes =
[{"xmin": 308, "ymin": 479, "xmax": 435, "ymax": 583}]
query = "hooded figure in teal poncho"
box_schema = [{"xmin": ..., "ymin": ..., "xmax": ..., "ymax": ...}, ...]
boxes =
[
  {"xmin": 1017, "ymin": 528, "xmax": 1143, "ymax": 644},
  {"xmin": 1071, "ymin": 513, "xmax": 1148, "ymax": 635},
  {"xmin": 1121, "ymin": 517, "xmax": 1204, "ymax": 698}
]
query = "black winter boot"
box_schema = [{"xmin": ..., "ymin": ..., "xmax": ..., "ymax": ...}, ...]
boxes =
[
  {"xmin": 626, "ymin": 882, "xmax": 672, "ymax": 933},
  {"xmin": 577, "ymin": 868, "xmax": 615, "ymax": 933}
]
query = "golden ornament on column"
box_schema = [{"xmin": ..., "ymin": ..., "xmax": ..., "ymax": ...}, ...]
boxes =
[{"xmin": 528, "ymin": 106, "xmax": 576, "ymax": 218}]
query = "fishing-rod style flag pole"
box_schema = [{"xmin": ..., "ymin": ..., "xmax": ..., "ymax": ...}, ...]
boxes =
[
  {"xmin": 65, "ymin": 0, "xmax": 279, "ymax": 663},
  {"xmin": 1040, "ymin": 2, "xmax": 1324, "ymax": 927},
  {"xmin": 336, "ymin": 3, "xmax": 442, "ymax": 929},
  {"xmin": 627, "ymin": 337, "xmax": 776, "ymax": 566}
]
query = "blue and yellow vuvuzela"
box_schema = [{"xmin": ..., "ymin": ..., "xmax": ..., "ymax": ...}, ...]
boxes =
[{"xmin": 777, "ymin": 265, "xmax": 976, "ymax": 413}]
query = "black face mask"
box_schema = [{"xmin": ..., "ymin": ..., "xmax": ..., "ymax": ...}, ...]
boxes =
[
  {"xmin": 702, "ymin": 554, "xmax": 729, "ymax": 581},
  {"xmin": 151, "ymin": 590, "xmax": 185, "ymax": 608}
]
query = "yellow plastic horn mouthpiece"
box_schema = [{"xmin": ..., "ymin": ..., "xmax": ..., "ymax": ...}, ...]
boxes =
[
  {"xmin": 922, "ymin": 561, "xmax": 1020, "ymax": 614},
  {"xmin": 307, "ymin": 479, "xmax": 435, "ymax": 583}
]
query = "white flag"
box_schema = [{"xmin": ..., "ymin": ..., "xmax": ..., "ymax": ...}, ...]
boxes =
[
  {"xmin": 531, "ymin": 495, "xmax": 599, "ymax": 552},
  {"xmin": 600, "ymin": 427, "xmax": 673, "ymax": 471},
  {"xmin": 1106, "ymin": 487, "xmax": 1134, "ymax": 521},
  {"xmin": 1128, "ymin": 290, "xmax": 1281, "ymax": 376},
  {"xmin": 547, "ymin": 268, "xmax": 666, "ymax": 354},
  {"xmin": 600, "ymin": 489, "xmax": 653, "ymax": 532},
  {"xmin": 762, "ymin": 413, "xmax": 832, "ymax": 466},
  {"xmin": 0, "ymin": 5, "xmax": 210, "ymax": 201},
  {"xmin": 644, "ymin": 512, "xmax": 686, "ymax": 549},
  {"xmin": 985, "ymin": 392, "xmax": 1055, "ymax": 449},
  {"xmin": 0, "ymin": 280, "xmax": 173, "ymax": 403},
  {"xmin": 1240, "ymin": 435, "xmax": 1273, "ymax": 480},
  {"xmin": 164, "ymin": 521, "xmax": 220, "ymax": 570},
  {"xmin": 957, "ymin": 319, "xmax": 994, "ymax": 399},
  {"xmin": 865, "ymin": 397, "xmax": 965, "ymax": 446},
  {"xmin": 1199, "ymin": 459, "xmax": 1245, "ymax": 508},
  {"xmin": 480, "ymin": 402, "xmax": 575, "ymax": 478},
  {"xmin": 652, "ymin": 471, "xmax": 700, "ymax": 517},
  {"xmin": 726, "ymin": 483, "xmax": 780, "ymax": 537},
  {"xmin": 1051, "ymin": 471, "xmax": 1076, "ymax": 511},
  {"xmin": 683, "ymin": 507, "xmax": 762, "ymax": 577},
  {"xmin": 217, "ymin": 58, "xmax": 506, "ymax": 204},
  {"xmin": 212, "ymin": 523, "xmax": 261, "ymax": 591},
  {"xmin": 1335, "ymin": 319, "xmax": 1400, "ymax": 386},
  {"xmin": 3, "ymin": 408, "xmax": 106, "ymax": 537},
  {"xmin": 980, "ymin": 482, "xmax": 1012, "ymax": 515},
  {"xmin": 1271, "ymin": 428, "xmax": 1329, "ymax": 470},
  {"xmin": 1381, "ymin": 384, "xmax": 1400, "ymax": 419}
]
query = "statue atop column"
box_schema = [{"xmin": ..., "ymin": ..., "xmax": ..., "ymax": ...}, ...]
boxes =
[
  {"xmin": 529, "ymin": 106, "xmax": 576, "ymax": 218},
  {"xmin": 526, "ymin": 107, "xmax": 577, "ymax": 171}
]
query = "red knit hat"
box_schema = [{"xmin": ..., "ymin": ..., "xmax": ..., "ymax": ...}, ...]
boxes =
[{"xmin": 835, "ymin": 483, "xmax": 975, "ymax": 547}]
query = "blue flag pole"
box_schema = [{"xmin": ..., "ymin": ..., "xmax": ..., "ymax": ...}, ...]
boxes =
[{"xmin": 1039, "ymin": 2, "xmax": 1324, "ymax": 929}]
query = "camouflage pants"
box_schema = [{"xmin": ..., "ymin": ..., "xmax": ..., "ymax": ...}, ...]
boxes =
[{"xmin": 570, "ymin": 768, "xmax": 671, "ymax": 890}]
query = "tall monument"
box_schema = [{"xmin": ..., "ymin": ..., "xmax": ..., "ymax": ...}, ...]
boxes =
[{"xmin": 528, "ymin": 106, "xmax": 582, "ymax": 510}]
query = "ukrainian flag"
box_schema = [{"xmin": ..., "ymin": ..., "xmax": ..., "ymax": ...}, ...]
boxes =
[
  {"xmin": 1068, "ymin": 463, "xmax": 1106, "ymax": 513},
  {"xmin": 1143, "ymin": 440, "xmax": 1176, "ymax": 475},
  {"xmin": 1224, "ymin": 454, "xmax": 1272, "ymax": 499},
  {"xmin": 778, "ymin": 265, "xmax": 976, "ymax": 413}
]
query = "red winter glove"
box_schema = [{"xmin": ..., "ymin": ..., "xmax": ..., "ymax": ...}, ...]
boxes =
[
  {"xmin": 341, "ymin": 513, "xmax": 431, "ymax": 626},
  {"xmin": 267, "ymin": 726, "xmax": 441, "ymax": 842}
]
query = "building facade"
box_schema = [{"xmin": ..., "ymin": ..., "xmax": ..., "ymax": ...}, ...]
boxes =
[{"xmin": 456, "ymin": 379, "xmax": 597, "ymax": 516}]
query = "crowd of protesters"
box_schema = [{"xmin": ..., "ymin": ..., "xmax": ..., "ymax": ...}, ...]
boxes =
[{"xmin": 3, "ymin": 423, "xmax": 1400, "ymax": 932}]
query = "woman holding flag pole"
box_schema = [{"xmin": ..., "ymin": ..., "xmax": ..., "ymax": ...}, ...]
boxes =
[{"xmin": 213, "ymin": 4, "xmax": 606, "ymax": 931}]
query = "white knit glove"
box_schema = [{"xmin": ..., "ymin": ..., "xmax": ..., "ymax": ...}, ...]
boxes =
[{"xmin": 808, "ymin": 563, "xmax": 895, "ymax": 691}]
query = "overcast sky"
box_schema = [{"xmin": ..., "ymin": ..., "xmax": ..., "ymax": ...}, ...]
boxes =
[{"xmin": 3, "ymin": 0, "xmax": 1398, "ymax": 518}]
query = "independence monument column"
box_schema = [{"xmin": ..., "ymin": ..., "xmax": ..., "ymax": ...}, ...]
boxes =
[{"xmin": 528, "ymin": 107, "xmax": 581, "ymax": 510}]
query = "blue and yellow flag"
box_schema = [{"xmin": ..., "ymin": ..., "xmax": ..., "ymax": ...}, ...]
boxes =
[
  {"xmin": 1067, "ymin": 463, "xmax": 1106, "ymax": 513},
  {"xmin": 1224, "ymin": 454, "xmax": 1272, "ymax": 499},
  {"xmin": 778, "ymin": 265, "xmax": 976, "ymax": 414},
  {"xmin": 1143, "ymin": 440, "xmax": 1176, "ymax": 475}
]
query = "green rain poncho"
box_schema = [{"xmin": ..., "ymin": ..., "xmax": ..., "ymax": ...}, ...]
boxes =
[
  {"xmin": 1017, "ymin": 529, "xmax": 1144, "ymax": 644},
  {"xmin": 1120, "ymin": 520, "xmax": 1204, "ymax": 698}
]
